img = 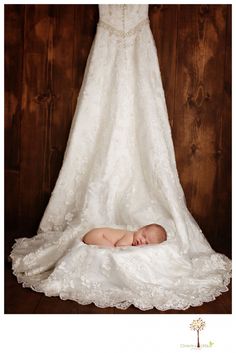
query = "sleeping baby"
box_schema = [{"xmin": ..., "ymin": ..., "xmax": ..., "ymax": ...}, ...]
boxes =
[{"xmin": 82, "ymin": 223, "xmax": 167, "ymax": 247}]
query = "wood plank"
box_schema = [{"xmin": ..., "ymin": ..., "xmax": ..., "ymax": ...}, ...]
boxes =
[
  {"xmin": 4, "ymin": 5, "xmax": 24, "ymax": 171},
  {"xmin": 34, "ymin": 295, "xmax": 81, "ymax": 314},
  {"xmin": 173, "ymin": 5, "xmax": 228, "ymax": 247},
  {"xmin": 32, "ymin": 290, "xmax": 115, "ymax": 314},
  {"xmin": 5, "ymin": 264, "xmax": 42, "ymax": 314},
  {"xmin": 4, "ymin": 5, "xmax": 25, "ymax": 233},
  {"xmin": 213, "ymin": 5, "xmax": 231, "ymax": 257},
  {"xmin": 5, "ymin": 170, "xmax": 20, "ymax": 233},
  {"xmin": 18, "ymin": 5, "xmax": 52, "ymax": 232}
]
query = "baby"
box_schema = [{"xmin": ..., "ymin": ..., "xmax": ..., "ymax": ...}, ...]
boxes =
[{"xmin": 82, "ymin": 223, "xmax": 167, "ymax": 248}]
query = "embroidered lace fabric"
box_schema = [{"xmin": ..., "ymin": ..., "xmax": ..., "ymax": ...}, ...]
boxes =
[{"xmin": 10, "ymin": 4, "xmax": 232, "ymax": 311}]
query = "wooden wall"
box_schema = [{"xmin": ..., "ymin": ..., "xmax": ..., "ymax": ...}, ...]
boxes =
[{"xmin": 5, "ymin": 5, "xmax": 231, "ymax": 257}]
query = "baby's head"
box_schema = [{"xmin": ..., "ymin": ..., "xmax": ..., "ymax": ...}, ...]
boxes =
[{"xmin": 133, "ymin": 223, "xmax": 167, "ymax": 246}]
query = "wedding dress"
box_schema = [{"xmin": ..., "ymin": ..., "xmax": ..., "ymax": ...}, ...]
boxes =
[{"xmin": 9, "ymin": 4, "xmax": 231, "ymax": 311}]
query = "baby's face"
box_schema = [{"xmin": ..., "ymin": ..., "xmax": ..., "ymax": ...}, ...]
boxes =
[{"xmin": 132, "ymin": 227, "xmax": 162, "ymax": 246}]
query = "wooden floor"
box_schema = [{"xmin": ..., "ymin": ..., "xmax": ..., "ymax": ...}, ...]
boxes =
[{"xmin": 5, "ymin": 259, "xmax": 232, "ymax": 314}]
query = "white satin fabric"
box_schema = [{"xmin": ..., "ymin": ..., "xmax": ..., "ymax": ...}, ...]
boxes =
[{"xmin": 10, "ymin": 4, "xmax": 231, "ymax": 311}]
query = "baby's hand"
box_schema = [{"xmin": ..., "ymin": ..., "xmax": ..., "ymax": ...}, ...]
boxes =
[{"xmin": 132, "ymin": 234, "xmax": 145, "ymax": 246}]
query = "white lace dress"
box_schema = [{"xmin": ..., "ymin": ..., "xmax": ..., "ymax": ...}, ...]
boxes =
[{"xmin": 10, "ymin": 4, "xmax": 231, "ymax": 311}]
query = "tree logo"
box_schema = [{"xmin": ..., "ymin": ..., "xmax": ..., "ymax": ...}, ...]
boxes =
[
  {"xmin": 180, "ymin": 317, "xmax": 214, "ymax": 349},
  {"xmin": 190, "ymin": 318, "xmax": 206, "ymax": 348}
]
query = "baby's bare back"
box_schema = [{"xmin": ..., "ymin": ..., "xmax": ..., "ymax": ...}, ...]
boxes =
[{"xmin": 82, "ymin": 227, "xmax": 128, "ymax": 246}]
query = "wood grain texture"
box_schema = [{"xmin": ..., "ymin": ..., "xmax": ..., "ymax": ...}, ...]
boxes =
[
  {"xmin": 4, "ymin": 5, "xmax": 25, "ymax": 232},
  {"xmin": 213, "ymin": 5, "xmax": 232, "ymax": 256},
  {"xmin": 151, "ymin": 5, "xmax": 231, "ymax": 255},
  {"xmin": 5, "ymin": 5, "xmax": 231, "ymax": 256},
  {"xmin": 18, "ymin": 5, "xmax": 52, "ymax": 232}
]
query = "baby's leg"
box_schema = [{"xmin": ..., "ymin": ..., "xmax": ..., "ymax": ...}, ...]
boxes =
[{"xmin": 82, "ymin": 232, "xmax": 114, "ymax": 247}]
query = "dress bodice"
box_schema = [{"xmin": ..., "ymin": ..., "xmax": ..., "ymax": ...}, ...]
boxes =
[{"xmin": 98, "ymin": 4, "xmax": 149, "ymax": 33}]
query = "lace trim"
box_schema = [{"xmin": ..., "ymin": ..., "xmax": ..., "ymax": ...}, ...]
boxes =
[
  {"xmin": 97, "ymin": 18, "xmax": 150, "ymax": 38},
  {"xmin": 12, "ymin": 266, "xmax": 232, "ymax": 312}
]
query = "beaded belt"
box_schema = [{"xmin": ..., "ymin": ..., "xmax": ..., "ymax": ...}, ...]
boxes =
[{"xmin": 97, "ymin": 18, "xmax": 150, "ymax": 38}]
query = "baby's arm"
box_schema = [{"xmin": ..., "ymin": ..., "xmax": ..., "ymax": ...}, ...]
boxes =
[
  {"xmin": 114, "ymin": 233, "xmax": 131, "ymax": 247},
  {"xmin": 82, "ymin": 229, "xmax": 114, "ymax": 247}
]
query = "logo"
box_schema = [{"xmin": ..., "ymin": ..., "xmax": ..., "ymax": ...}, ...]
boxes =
[{"xmin": 180, "ymin": 318, "xmax": 215, "ymax": 349}]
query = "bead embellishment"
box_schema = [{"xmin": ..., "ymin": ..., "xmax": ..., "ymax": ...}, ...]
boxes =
[
  {"xmin": 97, "ymin": 18, "xmax": 150, "ymax": 39},
  {"xmin": 122, "ymin": 4, "xmax": 127, "ymax": 65}
]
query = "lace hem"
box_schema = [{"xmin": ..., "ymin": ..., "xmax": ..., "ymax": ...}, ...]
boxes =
[{"xmin": 11, "ymin": 263, "xmax": 232, "ymax": 312}]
